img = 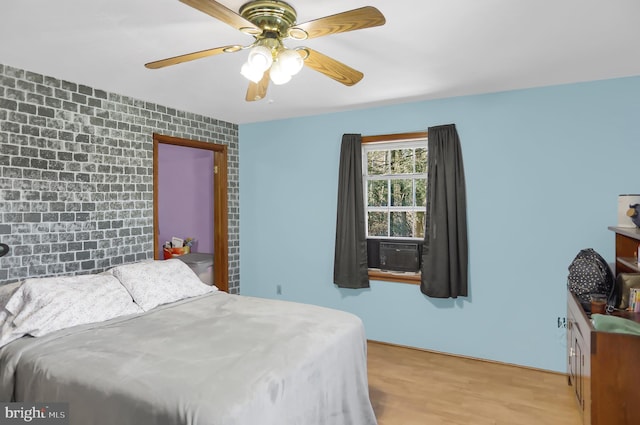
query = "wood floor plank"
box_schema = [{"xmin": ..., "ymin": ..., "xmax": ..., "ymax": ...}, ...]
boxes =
[{"xmin": 367, "ymin": 341, "xmax": 581, "ymax": 425}]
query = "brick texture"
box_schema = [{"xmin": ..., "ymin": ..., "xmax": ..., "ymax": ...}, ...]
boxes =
[{"xmin": 0, "ymin": 64, "xmax": 240, "ymax": 293}]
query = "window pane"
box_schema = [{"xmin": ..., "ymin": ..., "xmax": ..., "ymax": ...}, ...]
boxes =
[
  {"xmin": 368, "ymin": 212, "xmax": 388, "ymax": 237},
  {"xmin": 416, "ymin": 178, "xmax": 427, "ymax": 207},
  {"xmin": 367, "ymin": 150, "xmax": 389, "ymax": 175},
  {"xmin": 390, "ymin": 212, "xmax": 412, "ymax": 237},
  {"xmin": 367, "ymin": 180, "xmax": 388, "ymax": 207},
  {"xmin": 391, "ymin": 179, "xmax": 412, "ymax": 206},
  {"xmin": 415, "ymin": 148, "xmax": 427, "ymax": 173},
  {"xmin": 390, "ymin": 149, "xmax": 413, "ymax": 174},
  {"xmin": 414, "ymin": 211, "xmax": 425, "ymax": 239},
  {"xmin": 391, "ymin": 211, "xmax": 425, "ymax": 238}
]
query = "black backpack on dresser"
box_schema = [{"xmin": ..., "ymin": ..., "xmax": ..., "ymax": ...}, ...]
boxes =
[{"xmin": 567, "ymin": 248, "xmax": 616, "ymax": 312}]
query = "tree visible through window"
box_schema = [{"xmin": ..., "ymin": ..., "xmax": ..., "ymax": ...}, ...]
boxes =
[{"xmin": 362, "ymin": 138, "xmax": 428, "ymax": 239}]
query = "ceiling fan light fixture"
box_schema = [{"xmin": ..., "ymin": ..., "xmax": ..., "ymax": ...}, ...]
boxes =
[
  {"xmin": 241, "ymin": 62, "xmax": 265, "ymax": 83},
  {"xmin": 269, "ymin": 61, "xmax": 292, "ymax": 85},
  {"xmin": 147, "ymin": 0, "xmax": 386, "ymax": 100},
  {"xmin": 247, "ymin": 45, "xmax": 273, "ymax": 72},
  {"xmin": 277, "ymin": 48, "xmax": 304, "ymax": 76}
]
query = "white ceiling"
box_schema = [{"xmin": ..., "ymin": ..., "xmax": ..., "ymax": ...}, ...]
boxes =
[{"xmin": 2, "ymin": 0, "xmax": 639, "ymax": 124}]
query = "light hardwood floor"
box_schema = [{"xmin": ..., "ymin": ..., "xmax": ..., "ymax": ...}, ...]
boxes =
[{"xmin": 367, "ymin": 341, "xmax": 582, "ymax": 425}]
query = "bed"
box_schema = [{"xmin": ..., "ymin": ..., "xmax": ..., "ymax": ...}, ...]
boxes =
[{"xmin": 0, "ymin": 259, "xmax": 377, "ymax": 425}]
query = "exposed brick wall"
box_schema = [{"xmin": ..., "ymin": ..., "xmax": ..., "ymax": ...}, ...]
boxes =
[{"xmin": 0, "ymin": 64, "xmax": 240, "ymax": 293}]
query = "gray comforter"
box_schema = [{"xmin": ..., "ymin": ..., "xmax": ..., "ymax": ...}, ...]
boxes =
[{"xmin": 0, "ymin": 292, "xmax": 377, "ymax": 425}]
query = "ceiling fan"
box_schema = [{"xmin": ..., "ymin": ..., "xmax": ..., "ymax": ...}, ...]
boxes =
[{"xmin": 145, "ymin": 0, "xmax": 386, "ymax": 101}]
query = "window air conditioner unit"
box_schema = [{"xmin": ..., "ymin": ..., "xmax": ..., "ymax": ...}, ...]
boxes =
[{"xmin": 379, "ymin": 242, "xmax": 420, "ymax": 272}]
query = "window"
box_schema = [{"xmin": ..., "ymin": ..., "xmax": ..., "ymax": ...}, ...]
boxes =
[
  {"xmin": 363, "ymin": 140, "xmax": 428, "ymax": 239},
  {"xmin": 362, "ymin": 132, "xmax": 427, "ymax": 284}
]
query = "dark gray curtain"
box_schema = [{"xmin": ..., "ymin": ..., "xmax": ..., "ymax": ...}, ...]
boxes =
[
  {"xmin": 333, "ymin": 134, "xmax": 369, "ymax": 289},
  {"xmin": 421, "ymin": 124, "xmax": 468, "ymax": 298}
]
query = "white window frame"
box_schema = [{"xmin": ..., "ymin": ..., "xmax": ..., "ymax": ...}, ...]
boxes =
[{"xmin": 362, "ymin": 137, "xmax": 428, "ymax": 241}]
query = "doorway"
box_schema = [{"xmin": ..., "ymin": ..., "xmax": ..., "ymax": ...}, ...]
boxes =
[{"xmin": 153, "ymin": 133, "xmax": 229, "ymax": 292}]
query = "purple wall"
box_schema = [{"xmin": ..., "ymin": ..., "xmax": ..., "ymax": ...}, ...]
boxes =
[{"xmin": 158, "ymin": 144, "xmax": 214, "ymax": 254}]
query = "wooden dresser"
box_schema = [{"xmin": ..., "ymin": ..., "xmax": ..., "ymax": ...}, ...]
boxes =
[{"xmin": 566, "ymin": 227, "xmax": 640, "ymax": 425}]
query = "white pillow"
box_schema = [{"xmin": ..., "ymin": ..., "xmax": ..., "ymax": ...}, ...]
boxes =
[
  {"xmin": 110, "ymin": 259, "xmax": 216, "ymax": 311},
  {"xmin": 0, "ymin": 274, "xmax": 143, "ymax": 348},
  {"xmin": 0, "ymin": 282, "xmax": 22, "ymax": 310}
]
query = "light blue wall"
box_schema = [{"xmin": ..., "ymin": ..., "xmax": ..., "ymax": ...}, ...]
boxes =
[{"xmin": 239, "ymin": 76, "xmax": 640, "ymax": 372}]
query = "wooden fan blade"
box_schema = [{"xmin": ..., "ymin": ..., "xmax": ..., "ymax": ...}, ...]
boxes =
[
  {"xmin": 289, "ymin": 6, "xmax": 385, "ymax": 40},
  {"xmin": 246, "ymin": 70, "xmax": 270, "ymax": 101},
  {"xmin": 300, "ymin": 48, "xmax": 364, "ymax": 86},
  {"xmin": 145, "ymin": 45, "xmax": 241, "ymax": 69},
  {"xmin": 180, "ymin": 0, "xmax": 261, "ymax": 34}
]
